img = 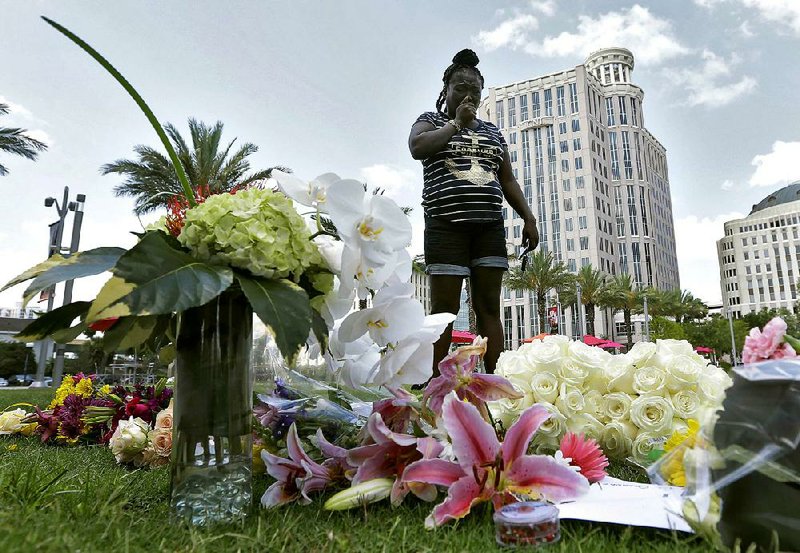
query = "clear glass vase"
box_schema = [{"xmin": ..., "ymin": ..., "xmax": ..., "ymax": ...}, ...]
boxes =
[{"xmin": 170, "ymin": 288, "xmax": 253, "ymax": 525}]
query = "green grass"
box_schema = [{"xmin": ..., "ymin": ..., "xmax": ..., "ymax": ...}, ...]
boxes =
[{"xmin": 0, "ymin": 389, "xmax": 711, "ymax": 553}]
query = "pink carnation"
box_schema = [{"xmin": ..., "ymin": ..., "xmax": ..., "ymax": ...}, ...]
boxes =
[
  {"xmin": 559, "ymin": 432, "xmax": 609, "ymax": 483},
  {"xmin": 742, "ymin": 317, "xmax": 797, "ymax": 364}
]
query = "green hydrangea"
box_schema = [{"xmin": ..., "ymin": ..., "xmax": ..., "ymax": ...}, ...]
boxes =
[{"xmin": 179, "ymin": 188, "xmax": 328, "ymax": 283}]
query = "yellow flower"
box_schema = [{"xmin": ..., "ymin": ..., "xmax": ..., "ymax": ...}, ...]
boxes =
[
  {"xmin": 20, "ymin": 423, "xmax": 37, "ymax": 436},
  {"xmin": 661, "ymin": 419, "xmax": 700, "ymax": 486},
  {"xmin": 100, "ymin": 385, "xmax": 112, "ymax": 395},
  {"xmin": 75, "ymin": 376, "xmax": 94, "ymax": 398},
  {"xmin": 253, "ymin": 442, "xmax": 266, "ymax": 475},
  {"xmin": 48, "ymin": 375, "xmax": 77, "ymax": 409},
  {"xmin": 6, "ymin": 444, "xmax": 18, "ymax": 452},
  {"xmin": 664, "ymin": 419, "xmax": 700, "ymax": 452}
]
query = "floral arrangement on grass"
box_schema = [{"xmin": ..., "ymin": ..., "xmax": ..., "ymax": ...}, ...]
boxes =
[
  {"xmin": 108, "ymin": 403, "xmax": 174, "ymax": 468},
  {"xmin": 257, "ymin": 338, "xmax": 606, "ymax": 530},
  {"xmin": 489, "ymin": 335, "xmax": 732, "ymax": 464},
  {"xmin": 0, "ymin": 373, "xmax": 172, "ymax": 450}
]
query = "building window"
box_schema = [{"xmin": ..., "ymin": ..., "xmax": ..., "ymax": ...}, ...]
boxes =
[
  {"xmin": 520, "ymin": 94, "xmax": 528, "ymax": 121},
  {"xmin": 564, "ymin": 198, "xmax": 573, "ymax": 211},
  {"xmin": 560, "ymin": 140, "xmax": 569, "ymax": 153},
  {"xmin": 509, "ymin": 132, "xmax": 517, "ymax": 145},
  {"xmin": 562, "ymin": 178, "xmax": 571, "ymax": 191},
  {"xmin": 572, "ymin": 119, "xmax": 580, "ymax": 132},
  {"xmin": 568, "ymin": 258, "xmax": 577, "ymax": 272},
  {"xmin": 634, "ymin": 132, "xmax": 643, "ymax": 180},
  {"xmin": 619, "ymin": 242, "xmax": 628, "ymax": 274},
  {"xmin": 576, "ymin": 176, "xmax": 585, "ymax": 189},
  {"xmin": 544, "ymin": 88, "xmax": 553, "ymax": 116},
  {"xmin": 618, "ymin": 96, "xmax": 628, "ymax": 125},
  {"xmin": 614, "ymin": 186, "xmax": 625, "ymax": 237},
  {"xmin": 562, "ymin": 159, "xmax": 569, "ymax": 172},
  {"xmin": 508, "ymin": 96, "xmax": 516, "ymax": 127},
  {"xmin": 606, "ymin": 97, "xmax": 615, "ymax": 126},
  {"xmin": 577, "ymin": 196, "xmax": 586, "ymax": 209},
  {"xmin": 565, "ymin": 218, "xmax": 573, "ymax": 231},
  {"xmin": 510, "ymin": 150, "xmax": 518, "ymax": 163},
  {"xmin": 631, "ymin": 98, "xmax": 639, "ymax": 126},
  {"xmin": 621, "ymin": 131, "xmax": 633, "ymax": 179},
  {"xmin": 609, "ymin": 131, "xmax": 620, "ymax": 180},
  {"xmin": 573, "ymin": 137, "xmax": 581, "ymax": 150},
  {"xmin": 579, "ymin": 216, "xmax": 587, "ymax": 229},
  {"xmin": 627, "ymin": 185, "xmax": 639, "ymax": 236},
  {"xmin": 556, "ymin": 86, "xmax": 566, "ymax": 117},
  {"xmin": 580, "ymin": 236, "xmax": 589, "ymax": 250},
  {"xmin": 639, "ymin": 186, "xmax": 649, "ymax": 237},
  {"xmin": 504, "ymin": 306, "xmax": 513, "ymax": 350},
  {"xmin": 632, "ymin": 242, "xmax": 642, "ymax": 286},
  {"xmin": 532, "ymin": 91, "xmax": 540, "ymax": 118},
  {"xmin": 569, "ymin": 82, "xmax": 579, "ymax": 113},
  {"xmin": 575, "ymin": 156, "xmax": 583, "ymax": 170},
  {"xmin": 496, "ymin": 100, "xmax": 505, "ymax": 129}
]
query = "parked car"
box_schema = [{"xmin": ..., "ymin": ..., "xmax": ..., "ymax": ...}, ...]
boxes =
[
  {"xmin": 0, "ymin": 378, "xmax": 8, "ymax": 387},
  {"xmin": 11, "ymin": 374, "xmax": 34, "ymax": 386}
]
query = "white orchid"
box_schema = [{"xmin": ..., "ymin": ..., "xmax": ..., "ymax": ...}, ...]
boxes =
[
  {"xmin": 338, "ymin": 282, "xmax": 423, "ymax": 347},
  {"xmin": 271, "ymin": 170, "xmax": 362, "ymax": 213}
]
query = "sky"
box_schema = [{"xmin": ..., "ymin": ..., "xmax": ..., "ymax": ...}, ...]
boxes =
[{"xmin": 2, "ymin": 0, "xmax": 800, "ymax": 309}]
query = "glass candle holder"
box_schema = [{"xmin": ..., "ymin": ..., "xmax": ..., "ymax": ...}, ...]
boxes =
[{"xmin": 493, "ymin": 501, "xmax": 560, "ymax": 547}]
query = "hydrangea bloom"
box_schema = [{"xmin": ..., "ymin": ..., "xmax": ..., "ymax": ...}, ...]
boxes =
[{"xmin": 178, "ymin": 188, "xmax": 329, "ymax": 287}]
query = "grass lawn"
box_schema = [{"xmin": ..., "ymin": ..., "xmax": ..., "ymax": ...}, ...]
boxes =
[{"xmin": 0, "ymin": 388, "xmax": 711, "ymax": 553}]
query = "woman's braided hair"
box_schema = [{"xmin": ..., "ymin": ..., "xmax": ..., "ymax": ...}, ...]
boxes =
[{"xmin": 435, "ymin": 49, "xmax": 485, "ymax": 115}]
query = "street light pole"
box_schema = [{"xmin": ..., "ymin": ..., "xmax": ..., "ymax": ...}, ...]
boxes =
[
  {"xmin": 576, "ymin": 282, "xmax": 585, "ymax": 337},
  {"xmin": 32, "ymin": 187, "xmax": 72, "ymax": 387},
  {"xmin": 52, "ymin": 194, "xmax": 86, "ymax": 386},
  {"xmin": 643, "ymin": 293, "xmax": 650, "ymax": 342}
]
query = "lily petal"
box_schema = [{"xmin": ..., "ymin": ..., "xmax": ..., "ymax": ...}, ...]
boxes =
[
  {"xmin": 505, "ymin": 454, "xmax": 590, "ymax": 503},
  {"xmin": 367, "ymin": 412, "xmax": 418, "ymax": 447},
  {"xmin": 501, "ymin": 404, "xmax": 551, "ymax": 465},
  {"xmin": 402, "ymin": 458, "xmax": 465, "ymax": 487},
  {"xmin": 316, "ymin": 428, "xmax": 348, "ymax": 460},
  {"xmin": 467, "ymin": 373, "xmax": 524, "ymax": 403},
  {"xmin": 442, "ymin": 393, "xmax": 500, "ymax": 471},
  {"xmin": 262, "ymin": 450, "xmax": 299, "ymax": 482},
  {"xmin": 426, "ymin": 475, "xmax": 486, "ymax": 529},
  {"xmin": 261, "ymin": 481, "xmax": 299, "ymax": 508},
  {"xmin": 422, "ymin": 375, "xmax": 456, "ymax": 415}
]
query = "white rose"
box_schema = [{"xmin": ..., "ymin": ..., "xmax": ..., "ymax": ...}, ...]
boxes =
[
  {"xmin": 629, "ymin": 394, "xmax": 674, "ymax": 434},
  {"xmin": 530, "ymin": 372, "xmax": 560, "ymax": 404},
  {"xmin": 531, "ymin": 436, "xmax": 560, "ymax": 454},
  {"xmin": 521, "ymin": 339, "xmax": 564, "ymax": 373},
  {"xmin": 632, "ymin": 430, "xmax": 669, "ymax": 464},
  {"xmin": 665, "ymin": 355, "xmax": 705, "ymax": 392},
  {"xmin": 541, "ymin": 333, "xmax": 571, "ymax": 353},
  {"xmin": 568, "ymin": 341, "xmax": 612, "ymax": 372},
  {"xmin": 155, "ymin": 407, "xmax": 173, "ymax": 430},
  {"xmin": 600, "ymin": 420, "xmax": 637, "ymax": 459},
  {"xmin": 632, "ymin": 365, "xmax": 668, "ymax": 396},
  {"xmin": 489, "ymin": 394, "xmax": 535, "ymax": 429},
  {"xmin": 533, "ymin": 402, "xmax": 566, "ymax": 441},
  {"xmin": 670, "ymin": 417, "xmax": 689, "ymax": 436},
  {"xmin": 555, "ymin": 383, "xmax": 585, "ymax": 418},
  {"xmin": 696, "ymin": 374, "xmax": 726, "ymax": 408},
  {"xmin": 497, "ymin": 350, "xmax": 536, "ymax": 390},
  {"xmin": 109, "ymin": 416, "xmax": 150, "ymax": 463},
  {"xmin": 602, "ymin": 392, "xmax": 635, "ymax": 421},
  {"xmin": 606, "ymin": 357, "xmax": 636, "ymax": 394},
  {"xmin": 581, "ymin": 390, "xmax": 607, "ymax": 422},
  {"xmin": 558, "ymin": 359, "xmax": 590, "ymax": 387},
  {"xmin": 671, "ymin": 389, "xmax": 701, "ymax": 420},
  {"xmin": 651, "ymin": 339, "xmax": 703, "ymax": 370},
  {"xmin": 565, "ymin": 413, "xmax": 604, "ymax": 441},
  {"xmin": 0, "ymin": 408, "xmax": 28, "ymax": 435},
  {"xmin": 623, "ymin": 341, "xmax": 657, "ymax": 368}
]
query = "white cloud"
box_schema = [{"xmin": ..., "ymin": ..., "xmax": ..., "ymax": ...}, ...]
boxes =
[
  {"xmin": 693, "ymin": 0, "xmax": 728, "ymax": 7},
  {"xmin": 748, "ymin": 141, "xmax": 800, "ymax": 187},
  {"xmin": 674, "ymin": 211, "xmax": 744, "ymax": 304},
  {"xmin": 359, "ymin": 164, "xmax": 425, "ymax": 256},
  {"xmin": 474, "ymin": 14, "xmax": 540, "ymax": 51},
  {"xmin": 670, "ymin": 49, "xmax": 757, "ymax": 107},
  {"xmin": 0, "ymin": 96, "xmax": 33, "ymax": 119},
  {"xmin": 518, "ymin": 5, "xmax": 689, "ymax": 65},
  {"xmin": 721, "ymin": 179, "xmax": 734, "ymax": 190},
  {"xmin": 530, "ymin": 0, "xmax": 557, "ymax": 16},
  {"xmin": 739, "ymin": 20, "xmax": 755, "ymax": 37},
  {"xmin": 741, "ymin": 0, "xmax": 800, "ymax": 34}
]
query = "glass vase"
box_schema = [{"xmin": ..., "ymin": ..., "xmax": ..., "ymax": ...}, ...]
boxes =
[{"xmin": 170, "ymin": 288, "xmax": 253, "ymax": 525}]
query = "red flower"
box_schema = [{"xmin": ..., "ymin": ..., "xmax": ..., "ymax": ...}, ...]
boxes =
[
  {"xmin": 558, "ymin": 432, "xmax": 609, "ymax": 483},
  {"xmin": 88, "ymin": 317, "xmax": 119, "ymax": 332}
]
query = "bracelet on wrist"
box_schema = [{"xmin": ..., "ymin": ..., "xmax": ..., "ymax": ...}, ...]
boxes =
[{"xmin": 447, "ymin": 119, "xmax": 462, "ymax": 132}]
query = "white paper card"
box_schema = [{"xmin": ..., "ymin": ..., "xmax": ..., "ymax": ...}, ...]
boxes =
[{"xmin": 556, "ymin": 476, "xmax": 693, "ymax": 533}]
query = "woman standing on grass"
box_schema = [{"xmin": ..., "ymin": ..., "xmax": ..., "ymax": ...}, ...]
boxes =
[{"xmin": 408, "ymin": 49, "xmax": 538, "ymax": 375}]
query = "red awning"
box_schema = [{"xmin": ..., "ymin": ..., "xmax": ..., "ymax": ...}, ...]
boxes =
[
  {"xmin": 599, "ymin": 341, "xmax": 625, "ymax": 349},
  {"xmin": 451, "ymin": 330, "xmax": 477, "ymax": 344},
  {"xmin": 582, "ymin": 335, "xmax": 607, "ymax": 346},
  {"xmin": 695, "ymin": 346, "xmax": 715, "ymax": 354}
]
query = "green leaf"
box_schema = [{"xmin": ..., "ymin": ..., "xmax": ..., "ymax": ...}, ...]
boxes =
[
  {"xmin": 312, "ymin": 310, "xmax": 329, "ymax": 352},
  {"xmin": 784, "ymin": 334, "xmax": 800, "ymax": 352},
  {"xmin": 158, "ymin": 343, "xmax": 176, "ymax": 365},
  {"xmin": 41, "ymin": 17, "xmax": 196, "ymax": 206},
  {"xmin": 51, "ymin": 322, "xmax": 88, "ymax": 344},
  {"xmin": 15, "ymin": 302, "xmax": 91, "ymax": 342},
  {"xmin": 236, "ymin": 273, "xmax": 312, "ymax": 362},
  {"xmin": 20, "ymin": 247, "xmax": 126, "ymax": 307},
  {"xmin": 2, "ymin": 247, "xmax": 124, "ymax": 296},
  {"xmin": 102, "ymin": 316, "xmax": 158, "ymax": 352},
  {"xmin": 89, "ymin": 231, "xmax": 233, "ymax": 320}
]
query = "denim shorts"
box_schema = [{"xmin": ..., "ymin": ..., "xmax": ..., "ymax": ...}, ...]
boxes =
[{"xmin": 424, "ymin": 217, "xmax": 509, "ymax": 276}]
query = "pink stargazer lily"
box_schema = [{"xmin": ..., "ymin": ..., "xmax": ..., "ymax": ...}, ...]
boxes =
[
  {"xmin": 316, "ymin": 428, "xmax": 357, "ymax": 480},
  {"xmin": 347, "ymin": 412, "xmax": 443, "ymax": 506},
  {"xmin": 261, "ymin": 423, "xmax": 332, "ymax": 508},
  {"xmin": 423, "ymin": 336, "xmax": 522, "ymax": 418},
  {"xmin": 403, "ymin": 394, "xmax": 590, "ymax": 528},
  {"xmin": 370, "ymin": 387, "xmax": 417, "ymax": 434}
]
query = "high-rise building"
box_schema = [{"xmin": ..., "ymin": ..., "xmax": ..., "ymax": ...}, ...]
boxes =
[
  {"xmin": 717, "ymin": 182, "xmax": 800, "ymax": 317},
  {"xmin": 481, "ymin": 47, "xmax": 680, "ymax": 348}
]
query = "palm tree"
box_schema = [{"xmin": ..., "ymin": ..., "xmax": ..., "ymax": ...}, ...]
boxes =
[
  {"xmin": 0, "ymin": 103, "xmax": 48, "ymax": 176},
  {"xmin": 561, "ymin": 264, "xmax": 607, "ymax": 336},
  {"xmin": 600, "ymin": 273, "xmax": 640, "ymax": 349},
  {"xmin": 505, "ymin": 250, "xmax": 573, "ymax": 334},
  {"xmin": 102, "ymin": 118, "xmax": 284, "ymax": 215}
]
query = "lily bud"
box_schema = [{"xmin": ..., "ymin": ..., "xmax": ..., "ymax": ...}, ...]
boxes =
[{"xmin": 323, "ymin": 478, "xmax": 393, "ymax": 511}]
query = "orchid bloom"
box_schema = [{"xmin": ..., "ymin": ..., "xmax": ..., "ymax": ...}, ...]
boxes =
[
  {"xmin": 261, "ymin": 423, "xmax": 332, "ymax": 508},
  {"xmin": 423, "ymin": 337, "xmax": 522, "ymax": 419},
  {"xmin": 338, "ymin": 282, "xmax": 424, "ymax": 347},
  {"xmin": 270, "ymin": 170, "xmax": 355, "ymax": 212},
  {"xmin": 403, "ymin": 394, "xmax": 589, "ymax": 528},
  {"xmin": 346, "ymin": 412, "xmax": 443, "ymax": 506}
]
